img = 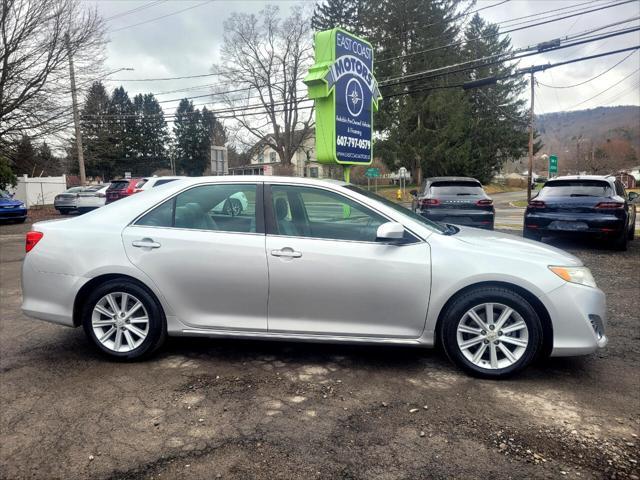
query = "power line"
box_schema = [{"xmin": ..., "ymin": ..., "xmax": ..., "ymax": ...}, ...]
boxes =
[
  {"xmin": 566, "ymin": 67, "xmax": 640, "ymax": 109},
  {"xmin": 537, "ymin": 50, "xmax": 638, "ymax": 88},
  {"xmin": 104, "ymin": 0, "xmax": 167, "ymax": 22},
  {"xmin": 109, "ymin": 0, "xmax": 212, "ymax": 33},
  {"xmin": 377, "ymin": 0, "xmax": 635, "ymax": 63}
]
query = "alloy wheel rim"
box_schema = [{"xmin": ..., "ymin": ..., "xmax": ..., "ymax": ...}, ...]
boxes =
[
  {"xmin": 92, "ymin": 292, "xmax": 149, "ymax": 353},
  {"xmin": 456, "ymin": 302, "xmax": 529, "ymax": 370}
]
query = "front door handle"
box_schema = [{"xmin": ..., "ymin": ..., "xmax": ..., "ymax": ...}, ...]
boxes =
[
  {"xmin": 271, "ymin": 248, "xmax": 302, "ymax": 258},
  {"xmin": 132, "ymin": 238, "xmax": 161, "ymax": 249}
]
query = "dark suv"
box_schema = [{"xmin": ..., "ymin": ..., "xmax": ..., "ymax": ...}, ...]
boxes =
[
  {"xmin": 411, "ymin": 177, "xmax": 494, "ymax": 230},
  {"xmin": 523, "ymin": 175, "xmax": 637, "ymax": 250},
  {"xmin": 105, "ymin": 178, "xmax": 144, "ymax": 204}
]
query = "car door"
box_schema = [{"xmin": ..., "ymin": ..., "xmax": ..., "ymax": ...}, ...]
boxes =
[
  {"xmin": 122, "ymin": 182, "xmax": 268, "ymax": 331},
  {"xmin": 265, "ymin": 183, "xmax": 431, "ymax": 339}
]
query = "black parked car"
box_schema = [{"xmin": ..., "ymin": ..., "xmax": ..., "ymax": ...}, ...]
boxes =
[
  {"xmin": 411, "ymin": 177, "xmax": 495, "ymax": 230},
  {"xmin": 523, "ymin": 175, "xmax": 637, "ymax": 250}
]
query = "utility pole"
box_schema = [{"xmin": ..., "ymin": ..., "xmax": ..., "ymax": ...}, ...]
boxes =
[
  {"xmin": 527, "ymin": 71, "xmax": 535, "ymax": 202},
  {"xmin": 66, "ymin": 33, "xmax": 86, "ymax": 186}
]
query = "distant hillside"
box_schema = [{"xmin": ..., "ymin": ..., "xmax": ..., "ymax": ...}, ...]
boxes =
[{"xmin": 534, "ymin": 106, "xmax": 639, "ymax": 174}]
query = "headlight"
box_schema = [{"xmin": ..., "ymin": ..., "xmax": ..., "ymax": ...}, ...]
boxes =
[{"xmin": 549, "ymin": 266, "xmax": 597, "ymax": 288}]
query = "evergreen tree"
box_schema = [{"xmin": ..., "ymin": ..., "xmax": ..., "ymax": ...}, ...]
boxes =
[
  {"xmin": 108, "ymin": 86, "xmax": 136, "ymax": 177},
  {"xmin": 132, "ymin": 93, "xmax": 169, "ymax": 175},
  {"xmin": 173, "ymin": 99, "xmax": 203, "ymax": 176},
  {"xmin": 36, "ymin": 142, "xmax": 62, "ymax": 176},
  {"xmin": 81, "ymin": 82, "xmax": 113, "ymax": 178},
  {"xmin": 12, "ymin": 135, "xmax": 37, "ymax": 176},
  {"xmin": 458, "ymin": 14, "xmax": 535, "ymax": 182},
  {"xmin": 311, "ymin": 0, "xmax": 364, "ymax": 34}
]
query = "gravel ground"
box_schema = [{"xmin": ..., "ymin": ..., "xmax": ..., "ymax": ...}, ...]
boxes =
[{"xmin": 0, "ymin": 226, "xmax": 638, "ymax": 480}]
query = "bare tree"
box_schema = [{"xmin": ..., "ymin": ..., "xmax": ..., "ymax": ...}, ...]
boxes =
[
  {"xmin": 0, "ymin": 0, "xmax": 105, "ymax": 148},
  {"xmin": 212, "ymin": 5, "xmax": 314, "ymax": 166}
]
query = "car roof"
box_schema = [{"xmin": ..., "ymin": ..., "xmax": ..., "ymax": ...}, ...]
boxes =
[{"xmin": 160, "ymin": 175, "xmax": 348, "ymax": 187}]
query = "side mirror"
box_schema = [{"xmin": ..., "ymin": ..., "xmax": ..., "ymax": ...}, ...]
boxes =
[
  {"xmin": 629, "ymin": 192, "xmax": 639, "ymax": 202},
  {"xmin": 409, "ymin": 189, "xmax": 418, "ymax": 197},
  {"xmin": 376, "ymin": 222, "xmax": 405, "ymax": 242}
]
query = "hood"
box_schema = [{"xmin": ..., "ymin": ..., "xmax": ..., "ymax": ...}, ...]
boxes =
[
  {"xmin": 449, "ymin": 226, "xmax": 582, "ymax": 266},
  {"xmin": 0, "ymin": 196, "xmax": 24, "ymax": 207}
]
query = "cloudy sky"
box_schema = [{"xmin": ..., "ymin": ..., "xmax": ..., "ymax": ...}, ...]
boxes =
[{"xmin": 90, "ymin": 0, "xmax": 640, "ymax": 120}]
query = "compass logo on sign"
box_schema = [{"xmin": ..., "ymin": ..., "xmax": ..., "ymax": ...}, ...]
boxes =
[{"xmin": 345, "ymin": 78, "xmax": 364, "ymax": 117}]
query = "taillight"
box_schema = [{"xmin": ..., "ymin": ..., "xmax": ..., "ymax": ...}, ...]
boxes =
[
  {"xmin": 25, "ymin": 231, "xmax": 43, "ymax": 253},
  {"xmin": 476, "ymin": 199, "xmax": 493, "ymax": 206},
  {"xmin": 421, "ymin": 198, "xmax": 441, "ymax": 207},
  {"xmin": 595, "ymin": 202, "xmax": 624, "ymax": 209},
  {"xmin": 528, "ymin": 200, "xmax": 546, "ymax": 208}
]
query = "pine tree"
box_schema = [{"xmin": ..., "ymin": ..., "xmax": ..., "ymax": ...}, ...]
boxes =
[
  {"xmin": 108, "ymin": 86, "xmax": 136, "ymax": 177},
  {"xmin": 81, "ymin": 82, "xmax": 113, "ymax": 179},
  {"xmin": 173, "ymin": 99, "xmax": 202, "ymax": 176},
  {"xmin": 311, "ymin": 0, "xmax": 364, "ymax": 34},
  {"xmin": 132, "ymin": 93, "xmax": 169, "ymax": 175},
  {"xmin": 36, "ymin": 142, "xmax": 62, "ymax": 176},
  {"xmin": 458, "ymin": 14, "xmax": 533, "ymax": 182},
  {"xmin": 12, "ymin": 135, "xmax": 37, "ymax": 176}
]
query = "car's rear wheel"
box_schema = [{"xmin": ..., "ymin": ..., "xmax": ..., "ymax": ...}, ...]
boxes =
[
  {"xmin": 81, "ymin": 279, "xmax": 166, "ymax": 360},
  {"xmin": 612, "ymin": 227, "xmax": 628, "ymax": 251},
  {"xmin": 522, "ymin": 227, "xmax": 540, "ymax": 241},
  {"xmin": 440, "ymin": 287, "xmax": 542, "ymax": 379},
  {"xmin": 628, "ymin": 223, "xmax": 635, "ymax": 241}
]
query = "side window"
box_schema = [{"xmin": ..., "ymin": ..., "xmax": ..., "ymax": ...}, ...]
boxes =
[
  {"xmin": 137, "ymin": 198, "xmax": 174, "ymax": 227},
  {"xmin": 270, "ymin": 185, "xmax": 386, "ymax": 242},
  {"xmin": 136, "ymin": 184, "xmax": 258, "ymax": 233},
  {"xmin": 615, "ymin": 180, "xmax": 626, "ymax": 197}
]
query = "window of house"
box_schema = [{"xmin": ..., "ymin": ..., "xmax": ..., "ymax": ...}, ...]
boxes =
[
  {"xmin": 309, "ymin": 167, "xmax": 319, "ymax": 178},
  {"xmin": 258, "ymin": 153, "xmax": 264, "ymax": 164},
  {"xmin": 270, "ymin": 152, "xmax": 277, "ymax": 163}
]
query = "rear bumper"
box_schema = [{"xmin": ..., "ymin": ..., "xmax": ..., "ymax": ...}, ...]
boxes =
[
  {"xmin": 525, "ymin": 212, "xmax": 626, "ymax": 235},
  {"xmin": 418, "ymin": 209, "xmax": 494, "ymax": 228},
  {"xmin": 544, "ymin": 282, "xmax": 608, "ymax": 356}
]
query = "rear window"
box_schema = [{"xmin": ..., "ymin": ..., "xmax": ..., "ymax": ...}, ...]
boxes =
[
  {"xmin": 107, "ymin": 181, "xmax": 130, "ymax": 191},
  {"xmin": 429, "ymin": 181, "xmax": 484, "ymax": 195},
  {"xmin": 539, "ymin": 180, "xmax": 613, "ymax": 197}
]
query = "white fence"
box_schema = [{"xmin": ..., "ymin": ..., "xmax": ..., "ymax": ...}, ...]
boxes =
[{"xmin": 13, "ymin": 175, "xmax": 67, "ymax": 207}]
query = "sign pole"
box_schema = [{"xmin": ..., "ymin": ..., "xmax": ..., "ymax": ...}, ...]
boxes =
[{"xmin": 344, "ymin": 165, "xmax": 351, "ymax": 183}]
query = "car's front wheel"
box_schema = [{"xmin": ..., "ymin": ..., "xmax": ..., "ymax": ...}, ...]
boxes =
[
  {"xmin": 522, "ymin": 227, "xmax": 540, "ymax": 241},
  {"xmin": 440, "ymin": 287, "xmax": 542, "ymax": 378},
  {"xmin": 81, "ymin": 279, "xmax": 166, "ymax": 360}
]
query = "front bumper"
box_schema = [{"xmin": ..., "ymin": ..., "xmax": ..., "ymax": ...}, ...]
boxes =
[
  {"xmin": 545, "ymin": 282, "xmax": 608, "ymax": 356},
  {"xmin": 0, "ymin": 207, "xmax": 27, "ymax": 220}
]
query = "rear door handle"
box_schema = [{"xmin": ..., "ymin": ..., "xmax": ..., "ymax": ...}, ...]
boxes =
[
  {"xmin": 132, "ymin": 238, "xmax": 161, "ymax": 249},
  {"xmin": 271, "ymin": 248, "xmax": 302, "ymax": 258}
]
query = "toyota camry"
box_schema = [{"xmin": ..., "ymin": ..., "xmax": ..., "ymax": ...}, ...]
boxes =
[{"xmin": 21, "ymin": 176, "xmax": 607, "ymax": 378}]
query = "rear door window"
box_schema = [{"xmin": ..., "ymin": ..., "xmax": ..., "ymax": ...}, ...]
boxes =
[{"xmin": 539, "ymin": 180, "xmax": 613, "ymax": 197}]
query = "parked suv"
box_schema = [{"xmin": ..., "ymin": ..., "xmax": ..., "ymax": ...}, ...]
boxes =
[
  {"xmin": 411, "ymin": 177, "xmax": 495, "ymax": 230},
  {"xmin": 105, "ymin": 178, "xmax": 144, "ymax": 204},
  {"xmin": 524, "ymin": 175, "xmax": 637, "ymax": 250}
]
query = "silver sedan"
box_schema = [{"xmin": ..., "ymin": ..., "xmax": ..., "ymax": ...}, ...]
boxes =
[{"xmin": 21, "ymin": 176, "xmax": 607, "ymax": 378}]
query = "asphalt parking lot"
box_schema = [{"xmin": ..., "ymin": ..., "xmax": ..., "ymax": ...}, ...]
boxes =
[{"xmin": 1, "ymin": 220, "xmax": 639, "ymax": 479}]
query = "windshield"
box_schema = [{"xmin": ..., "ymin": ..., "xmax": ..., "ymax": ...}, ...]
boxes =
[
  {"xmin": 345, "ymin": 185, "xmax": 448, "ymax": 234},
  {"xmin": 539, "ymin": 180, "xmax": 613, "ymax": 197}
]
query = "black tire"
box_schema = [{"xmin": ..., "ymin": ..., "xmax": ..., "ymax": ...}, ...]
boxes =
[
  {"xmin": 522, "ymin": 227, "xmax": 540, "ymax": 241},
  {"xmin": 58, "ymin": 209, "xmax": 70, "ymax": 215},
  {"xmin": 628, "ymin": 224, "xmax": 635, "ymax": 241},
  {"xmin": 611, "ymin": 227, "xmax": 628, "ymax": 251},
  {"xmin": 81, "ymin": 278, "xmax": 167, "ymax": 360},
  {"xmin": 440, "ymin": 286, "xmax": 543, "ymax": 379},
  {"xmin": 15, "ymin": 218, "xmax": 26, "ymax": 223}
]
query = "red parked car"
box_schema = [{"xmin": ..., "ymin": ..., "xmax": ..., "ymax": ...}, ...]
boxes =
[{"xmin": 105, "ymin": 178, "xmax": 144, "ymax": 204}]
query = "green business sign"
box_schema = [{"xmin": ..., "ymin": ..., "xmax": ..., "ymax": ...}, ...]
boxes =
[
  {"xmin": 304, "ymin": 28, "xmax": 382, "ymax": 169},
  {"xmin": 365, "ymin": 167, "xmax": 380, "ymax": 178},
  {"xmin": 549, "ymin": 154, "xmax": 558, "ymax": 173}
]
